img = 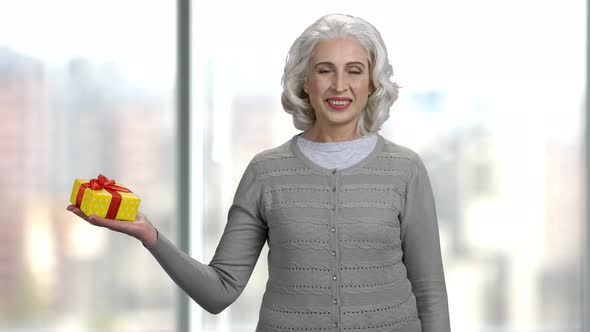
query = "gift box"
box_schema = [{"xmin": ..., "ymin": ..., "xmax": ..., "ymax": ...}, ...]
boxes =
[{"xmin": 69, "ymin": 174, "xmax": 140, "ymax": 221}]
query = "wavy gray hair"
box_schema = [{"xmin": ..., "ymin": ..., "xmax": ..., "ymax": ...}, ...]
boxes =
[{"xmin": 281, "ymin": 14, "xmax": 399, "ymax": 136}]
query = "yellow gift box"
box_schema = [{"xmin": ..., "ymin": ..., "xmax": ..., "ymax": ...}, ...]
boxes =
[{"xmin": 69, "ymin": 174, "xmax": 140, "ymax": 221}]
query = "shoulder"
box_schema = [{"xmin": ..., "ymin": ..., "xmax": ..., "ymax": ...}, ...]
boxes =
[
  {"xmin": 252, "ymin": 139, "xmax": 293, "ymax": 163},
  {"xmin": 378, "ymin": 135, "xmax": 425, "ymax": 170},
  {"xmin": 246, "ymin": 136, "xmax": 298, "ymax": 174},
  {"xmin": 251, "ymin": 137, "xmax": 294, "ymax": 165}
]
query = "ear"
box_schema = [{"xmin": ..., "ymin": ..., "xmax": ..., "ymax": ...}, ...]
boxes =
[
  {"xmin": 303, "ymin": 79, "xmax": 309, "ymax": 94},
  {"xmin": 369, "ymin": 81, "xmax": 376, "ymax": 95}
]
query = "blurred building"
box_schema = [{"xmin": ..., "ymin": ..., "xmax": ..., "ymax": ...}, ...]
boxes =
[
  {"xmin": 0, "ymin": 48, "xmax": 176, "ymax": 330},
  {"xmin": 49, "ymin": 58, "xmax": 177, "ymax": 320},
  {"xmin": 0, "ymin": 48, "xmax": 47, "ymax": 319}
]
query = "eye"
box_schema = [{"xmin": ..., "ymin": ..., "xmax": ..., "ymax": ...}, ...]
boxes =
[
  {"xmin": 318, "ymin": 69, "xmax": 332, "ymax": 74},
  {"xmin": 349, "ymin": 67, "xmax": 363, "ymax": 75}
]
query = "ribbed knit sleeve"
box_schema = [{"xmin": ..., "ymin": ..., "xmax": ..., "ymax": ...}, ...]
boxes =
[
  {"xmin": 400, "ymin": 155, "xmax": 451, "ymax": 332},
  {"xmin": 147, "ymin": 162, "xmax": 268, "ymax": 314}
]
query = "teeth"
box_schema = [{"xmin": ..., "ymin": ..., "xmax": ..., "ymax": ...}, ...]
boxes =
[{"xmin": 328, "ymin": 100, "xmax": 350, "ymax": 106}]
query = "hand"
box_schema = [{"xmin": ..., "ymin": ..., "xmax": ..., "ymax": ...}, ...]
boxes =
[{"xmin": 66, "ymin": 204, "xmax": 158, "ymax": 248}]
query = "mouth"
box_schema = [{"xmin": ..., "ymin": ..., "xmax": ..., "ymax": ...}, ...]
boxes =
[{"xmin": 325, "ymin": 97, "xmax": 352, "ymax": 110}]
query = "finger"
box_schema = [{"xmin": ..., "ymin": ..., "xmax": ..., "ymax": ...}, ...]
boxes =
[
  {"xmin": 88, "ymin": 215, "xmax": 137, "ymax": 234},
  {"xmin": 67, "ymin": 205, "xmax": 82, "ymax": 213},
  {"xmin": 67, "ymin": 204, "xmax": 82, "ymax": 213},
  {"xmin": 68, "ymin": 207, "xmax": 116, "ymax": 229},
  {"xmin": 68, "ymin": 206, "xmax": 92, "ymax": 222},
  {"xmin": 88, "ymin": 214, "xmax": 118, "ymax": 228}
]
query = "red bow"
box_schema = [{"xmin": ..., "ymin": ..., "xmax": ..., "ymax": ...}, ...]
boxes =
[
  {"xmin": 75, "ymin": 174, "xmax": 132, "ymax": 219},
  {"xmin": 88, "ymin": 174, "xmax": 130, "ymax": 193}
]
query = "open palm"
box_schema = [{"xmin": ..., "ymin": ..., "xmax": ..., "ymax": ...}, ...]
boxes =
[{"xmin": 66, "ymin": 204, "xmax": 157, "ymax": 248}]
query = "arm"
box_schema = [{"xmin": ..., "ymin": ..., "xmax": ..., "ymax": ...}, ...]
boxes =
[
  {"xmin": 400, "ymin": 155, "xmax": 450, "ymax": 331},
  {"xmin": 147, "ymin": 162, "xmax": 268, "ymax": 314}
]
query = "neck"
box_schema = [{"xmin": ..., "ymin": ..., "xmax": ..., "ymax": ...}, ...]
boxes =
[{"xmin": 302, "ymin": 125, "xmax": 360, "ymax": 143}]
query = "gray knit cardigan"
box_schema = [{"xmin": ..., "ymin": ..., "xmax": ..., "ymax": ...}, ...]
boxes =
[{"xmin": 148, "ymin": 133, "xmax": 450, "ymax": 332}]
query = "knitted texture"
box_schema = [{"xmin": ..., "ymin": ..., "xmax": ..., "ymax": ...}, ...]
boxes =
[{"xmin": 148, "ymin": 133, "xmax": 450, "ymax": 332}]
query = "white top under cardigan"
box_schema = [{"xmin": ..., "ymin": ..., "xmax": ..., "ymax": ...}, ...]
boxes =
[{"xmin": 297, "ymin": 133, "xmax": 378, "ymax": 170}]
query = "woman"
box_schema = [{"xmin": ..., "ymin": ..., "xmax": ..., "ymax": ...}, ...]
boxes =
[{"xmin": 68, "ymin": 14, "xmax": 450, "ymax": 332}]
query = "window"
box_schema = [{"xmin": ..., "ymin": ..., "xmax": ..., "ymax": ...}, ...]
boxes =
[
  {"xmin": 0, "ymin": 1, "xmax": 178, "ymax": 331},
  {"xmin": 1, "ymin": 1, "xmax": 585, "ymax": 331},
  {"xmin": 190, "ymin": 1, "xmax": 586, "ymax": 331}
]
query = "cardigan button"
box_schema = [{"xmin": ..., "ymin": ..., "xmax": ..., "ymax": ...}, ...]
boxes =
[
  {"xmin": 331, "ymin": 251, "xmax": 336, "ymax": 256},
  {"xmin": 331, "ymin": 227, "xmax": 336, "ymax": 232}
]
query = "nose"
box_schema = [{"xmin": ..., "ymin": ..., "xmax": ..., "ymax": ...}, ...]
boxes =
[{"xmin": 331, "ymin": 72, "xmax": 348, "ymax": 93}]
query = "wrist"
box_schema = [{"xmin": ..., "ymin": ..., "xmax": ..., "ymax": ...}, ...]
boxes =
[{"xmin": 142, "ymin": 227, "xmax": 158, "ymax": 249}]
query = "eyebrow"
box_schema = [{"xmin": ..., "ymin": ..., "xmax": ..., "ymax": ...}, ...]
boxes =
[{"xmin": 313, "ymin": 61, "xmax": 366, "ymax": 69}]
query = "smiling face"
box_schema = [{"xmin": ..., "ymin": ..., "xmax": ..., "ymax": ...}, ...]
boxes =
[{"xmin": 303, "ymin": 37, "xmax": 372, "ymax": 138}]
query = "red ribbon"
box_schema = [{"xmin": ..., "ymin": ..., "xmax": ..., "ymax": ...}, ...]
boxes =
[{"xmin": 75, "ymin": 174, "xmax": 132, "ymax": 219}]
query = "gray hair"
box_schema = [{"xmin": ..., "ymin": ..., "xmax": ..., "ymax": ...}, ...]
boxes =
[{"xmin": 281, "ymin": 14, "xmax": 399, "ymax": 136}]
